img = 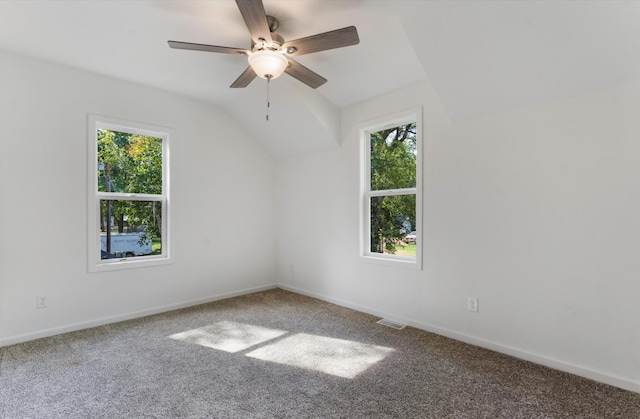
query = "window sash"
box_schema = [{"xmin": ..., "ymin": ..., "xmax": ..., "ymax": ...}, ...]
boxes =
[
  {"xmin": 91, "ymin": 121, "xmax": 168, "ymax": 196},
  {"xmin": 93, "ymin": 198, "xmax": 167, "ymax": 262},
  {"xmin": 95, "ymin": 192, "xmax": 164, "ymax": 201},
  {"xmin": 364, "ymin": 193, "xmax": 417, "ymax": 258},
  {"xmin": 367, "ymin": 188, "xmax": 417, "ymax": 198}
]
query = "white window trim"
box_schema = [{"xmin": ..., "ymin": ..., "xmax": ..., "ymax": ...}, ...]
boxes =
[
  {"xmin": 359, "ymin": 107, "xmax": 423, "ymax": 270},
  {"xmin": 87, "ymin": 114, "xmax": 173, "ymax": 272}
]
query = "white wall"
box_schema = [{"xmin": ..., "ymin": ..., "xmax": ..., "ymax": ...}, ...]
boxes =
[
  {"xmin": 276, "ymin": 81, "xmax": 640, "ymax": 392},
  {"xmin": 0, "ymin": 50, "xmax": 277, "ymax": 345},
  {"xmin": 2, "ymin": 45, "xmax": 638, "ymax": 394}
]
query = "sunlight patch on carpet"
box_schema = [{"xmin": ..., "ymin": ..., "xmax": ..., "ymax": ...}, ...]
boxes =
[
  {"xmin": 245, "ymin": 333, "xmax": 394, "ymax": 379},
  {"xmin": 169, "ymin": 321, "xmax": 287, "ymax": 353}
]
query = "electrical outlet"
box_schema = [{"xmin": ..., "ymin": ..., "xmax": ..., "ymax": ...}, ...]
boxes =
[
  {"xmin": 37, "ymin": 296, "xmax": 48, "ymax": 309},
  {"xmin": 468, "ymin": 297, "xmax": 478, "ymax": 312}
]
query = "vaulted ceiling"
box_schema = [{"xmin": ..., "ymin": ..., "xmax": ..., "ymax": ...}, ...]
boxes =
[{"xmin": 1, "ymin": 1, "xmax": 639, "ymax": 159}]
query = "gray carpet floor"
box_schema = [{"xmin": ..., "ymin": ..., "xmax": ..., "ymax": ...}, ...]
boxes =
[{"xmin": 1, "ymin": 288, "xmax": 639, "ymax": 418}]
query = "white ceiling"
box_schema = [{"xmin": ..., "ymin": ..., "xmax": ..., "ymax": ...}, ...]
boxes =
[{"xmin": 1, "ymin": 0, "xmax": 639, "ymax": 159}]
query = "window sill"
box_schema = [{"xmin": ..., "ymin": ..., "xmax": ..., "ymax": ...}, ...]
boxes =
[
  {"xmin": 359, "ymin": 254, "xmax": 421, "ymax": 270},
  {"xmin": 89, "ymin": 255, "xmax": 173, "ymax": 273}
]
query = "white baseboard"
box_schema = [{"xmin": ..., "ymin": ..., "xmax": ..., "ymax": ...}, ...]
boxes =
[
  {"xmin": 0, "ymin": 284, "xmax": 278, "ymax": 348},
  {"xmin": 4, "ymin": 282, "xmax": 638, "ymax": 394},
  {"xmin": 278, "ymin": 284, "xmax": 640, "ymax": 394}
]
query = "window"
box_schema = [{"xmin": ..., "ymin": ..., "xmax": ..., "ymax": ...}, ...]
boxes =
[
  {"xmin": 360, "ymin": 109, "xmax": 422, "ymax": 268},
  {"xmin": 88, "ymin": 115, "xmax": 171, "ymax": 272}
]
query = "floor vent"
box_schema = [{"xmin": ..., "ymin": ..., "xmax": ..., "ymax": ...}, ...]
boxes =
[{"xmin": 376, "ymin": 319, "xmax": 406, "ymax": 330}]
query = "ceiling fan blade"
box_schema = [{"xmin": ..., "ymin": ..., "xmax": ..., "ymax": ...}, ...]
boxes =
[
  {"xmin": 284, "ymin": 59, "xmax": 327, "ymax": 89},
  {"xmin": 230, "ymin": 66, "xmax": 257, "ymax": 88},
  {"xmin": 282, "ymin": 26, "xmax": 359, "ymax": 56},
  {"xmin": 235, "ymin": 0, "xmax": 272, "ymax": 45},
  {"xmin": 168, "ymin": 41, "xmax": 248, "ymax": 55}
]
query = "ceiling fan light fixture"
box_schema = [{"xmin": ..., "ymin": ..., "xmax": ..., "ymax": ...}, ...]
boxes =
[{"xmin": 248, "ymin": 50, "xmax": 288, "ymax": 80}]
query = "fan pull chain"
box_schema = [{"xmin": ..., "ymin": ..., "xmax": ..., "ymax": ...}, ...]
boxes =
[{"xmin": 266, "ymin": 75, "xmax": 272, "ymax": 121}]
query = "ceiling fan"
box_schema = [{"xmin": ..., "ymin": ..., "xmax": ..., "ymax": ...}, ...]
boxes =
[{"xmin": 168, "ymin": 0, "xmax": 359, "ymax": 89}]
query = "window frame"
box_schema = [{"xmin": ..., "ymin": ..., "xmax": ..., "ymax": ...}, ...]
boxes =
[
  {"xmin": 359, "ymin": 107, "xmax": 423, "ymax": 269},
  {"xmin": 87, "ymin": 114, "xmax": 172, "ymax": 272}
]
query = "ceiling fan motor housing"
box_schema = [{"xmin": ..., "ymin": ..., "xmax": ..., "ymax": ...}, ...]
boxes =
[{"xmin": 253, "ymin": 32, "xmax": 285, "ymax": 52}]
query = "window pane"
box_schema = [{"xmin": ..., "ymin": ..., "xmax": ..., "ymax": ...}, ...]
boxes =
[
  {"xmin": 97, "ymin": 129, "xmax": 163, "ymax": 194},
  {"xmin": 370, "ymin": 123, "xmax": 417, "ymax": 191},
  {"xmin": 369, "ymin": 194, "xmax": 416, "ymax": 257},
  {"xmin": 100, "ymin": 200, "xmax": 162, "ymax": 259}
]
